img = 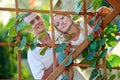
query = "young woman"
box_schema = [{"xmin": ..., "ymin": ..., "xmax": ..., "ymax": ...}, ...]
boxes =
[{"xmin": 53, "ymin": 6, "xmax": 110, "ymax": 80}]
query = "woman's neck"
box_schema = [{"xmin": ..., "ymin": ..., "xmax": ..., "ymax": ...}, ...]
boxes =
[{"xmin": 66, "ymin": 23, "xmax": 80, "ymax": 41}]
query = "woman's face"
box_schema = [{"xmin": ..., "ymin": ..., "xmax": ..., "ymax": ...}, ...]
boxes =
[
  {"xmin": 54, "ymin": 14, "xmax": 72, "ymax": 33},
  {"xmin": 24, "ymin": 13, "xmax": 45, "ymax": 35}
]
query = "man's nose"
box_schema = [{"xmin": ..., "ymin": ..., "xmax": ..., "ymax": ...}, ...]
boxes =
[
  {"xmin": 59, "ymin": 20, "xmax": 63, "ymax": 25},
  {"xmin": 34, "ymin": 19, "xmax": 39, "ymax": 24}
]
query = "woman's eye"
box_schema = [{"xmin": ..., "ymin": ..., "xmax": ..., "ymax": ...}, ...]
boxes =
[
  {"xmin": 61, "ymin": 16, "xmax": 64, "ymax": 20},
  {"xmin": 36, "ymin": 16, "xmax": 40, "ymax": 20},
  {"xmin": 30, "ymin": 20, "xmax": 35, "ymax": 25}
]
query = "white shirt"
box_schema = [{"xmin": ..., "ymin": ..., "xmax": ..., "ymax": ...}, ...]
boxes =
[
  {"xmin": 71, "ymin": 20, "xmax": 93, "ymax": 80},
  {"xmin": 71, "ymin": 20, "xmax": 93, "ymax": 45},
  {"xmin": 27, "ymin": 31, "xmax": 62, "ymax": 80}
]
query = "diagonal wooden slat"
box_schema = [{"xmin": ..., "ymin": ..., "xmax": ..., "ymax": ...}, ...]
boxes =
[
  {"xmin": 104, "ymin": 0, "xmax": 120, "ymax": 27},
  {"xmin": 47, "ymin": 37, "xmax": 92, "ymax": 80}
]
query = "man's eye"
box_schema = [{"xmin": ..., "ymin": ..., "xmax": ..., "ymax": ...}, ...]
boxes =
[
  {"xmin": 56, "ymin": 22, "xmax": 59, "ymax": 27},
  {"xmin": 30, "ymin": 20, "xmax": 35, "ymax": 25},
  {"xmin": 36, "ymin": 16, "xmax": 40, "ymax": 20}
]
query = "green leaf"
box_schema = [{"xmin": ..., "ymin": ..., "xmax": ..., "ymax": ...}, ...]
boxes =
[
  {"xmin": 118, "ymin": 72, "xmax": 120, "ymax": 78},
  {"xmin": 58, "ymin": 52, "xmax": 66, "ymax": 64},
  {"xmin": 80, "ymin": 59, "xmax": 93, "ymax": 69},
  {"xmin": 92, "ymin": 0, "xmax": 102, "ymax": 10},
  {"xmin": 89, "ymin": 17, "xmax": 95, "ymax": 26},
  {"xmin": 18, "ymin": 36, "xmax": 27, "ymax": 50},
  {"xmin": 88, "ymin": 34, "xmax": 94, "ymax": 41},
  {"xmin": 111, "ymin": 56, "xmax": 120, "ymax": 67},
  {"xmin": 72, "ymin": 15, "xmax": 81, "ymax": 21},
  {"xmin": 89, "ymin": 69, "xmax": 99, "ymax": 80},
  {"xmin": 61, "ymin": 74, "xmax": 69, "ymax": 80},
  {"xmin": 9, "ymin": 29, "xmax": 16, "ymax": 37},
  {"xmin": 64, "ymin": 55, "xmax": 72, "ymax": 67},
  {"xmin": 38, "ymin": 32, "xmax": 47, "ymax": 40},
  {"xmin": 16, "ymin": 13, "xmax": 26, "ymax": 22},
  {"xmin": 66, "ymin": 33, "xmax": 74, "ymax": 42},
  {"xmin": 86, "ymin": 51, "xmax": 95, "ymax": 60},
  {"xmin": 105, "ymin": 23, "xmax": 118, "ymax": 34},
  {"xmin": 75, "ymin": 0, "xmax": 83, "ymax": 14},
  {"xmin": 17, "ymin": 20, "xmax": 26, "ymax": 32},
  {"xmin": 89, "ymin": 41, "xmax": 97, "ymax": 51},
  {"xmin": 21, "ymin": 24, "xmax": 32, "ymax": 31},
  {"xmin": 82, "ymin": 48, "xmax": 89, "ymax": 58},
  {"xmin": 99, "ymin": 49, "xmax": 107, "ymax": 58},
  {"xmin": 107, "ymin": 54, "xmax": 120, "ymax": 67},
  {"xmin": 106, "ymin": 34, "xmax": 118, "ymax": 47},
  {"xmin": 40, "ymin": 47, "xmax": 48, "ymax": 56},
  {"xmin": 90, "ymin": 60, "xmax": 96, "ymax": 68},
  {"xmin": 106, "ymin": 60, "xmax": 112, "ymax": 68},
  {"xmin": 93, "ymin": 24, "xmax": 100, "ymax": 32},
  {"xmin": 98, "ymin": 37, "xmax": 106, "ymax": 47},
  {"xmin": 109, "ymin": 74, "xmax": 116, "ymax": 80},
  {"xmin": 30, "ymin": 38, "xmax": 38, "ymax": 50},
  {"xmin": 54, "ymin": 43, "xmax": 66, "ymax": 53}
]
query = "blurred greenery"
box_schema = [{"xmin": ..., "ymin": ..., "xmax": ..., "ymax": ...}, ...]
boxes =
[{"xmin": 0, "ymin": 0, "xmax": 50, "ymax": 79}]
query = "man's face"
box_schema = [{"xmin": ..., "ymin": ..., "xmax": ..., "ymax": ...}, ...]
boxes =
[
  {"xmin": 24, "ymin": 13, "xmax": 45, "ymax": 36},
  {"xmin": 54, "ymin": 14, "xmax": 72, "ymax": 33}
]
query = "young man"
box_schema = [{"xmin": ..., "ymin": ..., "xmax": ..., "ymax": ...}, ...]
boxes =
[{"xmin": 24, "ymin": 13, "xmax": 62, "ymax": 80}]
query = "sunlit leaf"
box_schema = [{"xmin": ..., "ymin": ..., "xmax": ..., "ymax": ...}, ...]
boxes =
[
  {"xmin": 17, "ymin": 20, "xmax": 26, "ymax": 32},
  {"xmin": 105, "ymin": 24, "xmax": 118, "ymax": 34},
  {"xmin": 40, "ymin": 47, "xmax": 48, "ymax": 56},
  {"xmin": 88, "ymin": 34, "xmax": 94, "ymax": 41},
  {"xmin": 18, "ymin": 36, "xmax": 27, "ymax": 50},
  {"xmin": 64, "ymin": 55, "xmax": 72, "ymax": 67},
  {"xmin": 109, "ymin": 74, "xmax": 116, "ymax": 80},
  {"xmin": 92, "ymin": 0, "xmax": 102, "ymax": 10},
  {"xmin": 107, "ymin": 54, "xmax": 120, "ymax": 67},
  {"xmin": 72, "ymin": 15, "xmax": 81, "ymax": 21},
  {"xmin": 21, "ymin": 24, "xmax": 32, "ymax": 31},
  {"xmin": 75, "ymin": 0, "xmax": 83, "ymax": 14},
  {"xmin": 66, "ymin": 33, "xmax": 74, "ymax": 42},
  {"xmin": 16, "ymin": 13, "xmax": 26, "ymax": 22},
  {"xmin": 106, "ymin": 60, "xmax": 112, "ymax": 68},
  {"xmin": 106, "ymin": 34, "xmax": 118, "ymax": 47},
  {"xmin": 9, "ymin": 29, "xmax": 16, "ymax": 37},
  {"xmin": 54, "ymin": 43, "xmax": 66, "ymax": 53},
  {"xmin": 99, "ymin": 49, "xmax": 107, "ymax": 58},
  {"xmin": 38, "ymin": 32, "xmax": 47, "ymax": 40},
  {"xmin": 58, "ymin": 52, "xmax": 66, "ymax": 64}
]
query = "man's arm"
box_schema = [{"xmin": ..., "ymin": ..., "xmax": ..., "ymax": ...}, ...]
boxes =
[{"xmin": 41, "ymin": 64, "xmax": 53, "ymax": 79}]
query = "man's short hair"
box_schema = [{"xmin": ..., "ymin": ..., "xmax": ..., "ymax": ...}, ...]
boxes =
[{"xmin": 24, "ymin": 12, "xmax": 32, "ymax": 18}]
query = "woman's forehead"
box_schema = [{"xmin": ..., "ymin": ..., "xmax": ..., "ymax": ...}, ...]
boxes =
[{"xmin": 54, "ymin": 14, "xmax": 64, "ymax": 18}]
